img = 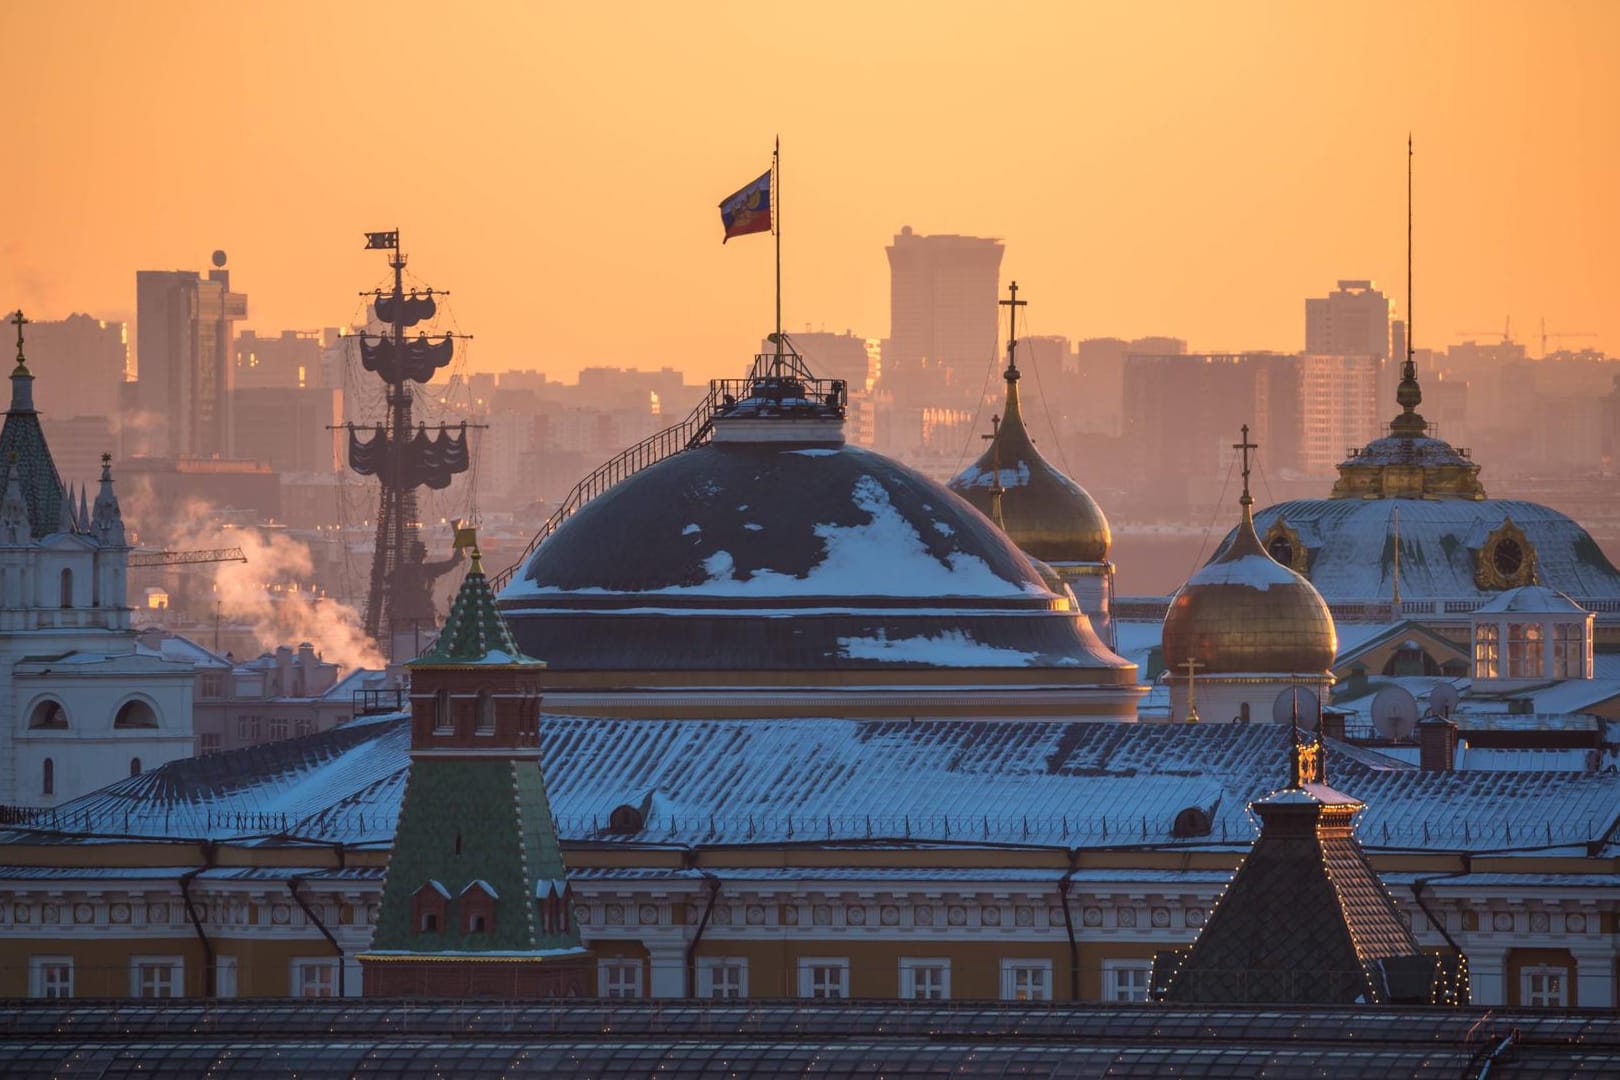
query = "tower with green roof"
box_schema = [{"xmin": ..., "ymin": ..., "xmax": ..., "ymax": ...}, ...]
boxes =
[{"xmin": 359, "ymin": 545, "xmax": 590, "ymax": 997}]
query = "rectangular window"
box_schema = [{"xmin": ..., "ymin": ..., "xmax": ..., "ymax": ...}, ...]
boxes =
[
  {"xmin": 1553, "ymin": 623, "xmax": 1586, "ymax": 679},
  {"xmin": 294, "ymin": 717, "xmax": 315, "ymax": 737},
  {"xmin": 269, "ymin": 716, "xmax": 290, "ymax": 741},
  {"xmin": 1102, "ymin": 960, "xmax": 1152, "ymax": 1002},
  {"xmin": 1000, "ymin": 959, "xmax": 1052, "ymax": 1002},
  {"xmin": 29, "ymin": 956, "xmax": 72, "ymax": 999},
  {"xmin": 215, "ymin": 956, "xmax": 238, "ymax": 999},
  {"xmin": 130, "ymin": 956, "xmax": 183, "ymax": 999},
  {"xmin": 291, "ymin": 958, "xmax": 339, "ymax": 998},
  {"xmin": 797, "ymin": 958, "xmax": 850, "ymax": 999},
  {"xmin": 899, "ymin": 958, "xmax": 950, "ymax": 1001},
  {"xmin": 199, "ymin": 733, "xmax": 222, "ymax": 756},
  {"xmin": 1523, "ymin": 966, "xmax": 1569, "ymax": 1007},
  {"xmin": 1506, "ymin": 623, "xmax": 1544, "ymax": 679},
  {"xmin": 237, "ymin": 715, "xmax": 262, "ymax": 741},
  {"xmin": 1474, "ymin": 623, "xmax": 1500, "ymax": 679},
  {"xmin": 599, "ymin": 960, "xmax": 643, "ymax": 999},
  {"xmin": 697, "ymin": 957, "xmax": 748, "ymax": 999},
  {"xmin": 200, "ymin": 674, "xmax": 225, "ymax": 698}
]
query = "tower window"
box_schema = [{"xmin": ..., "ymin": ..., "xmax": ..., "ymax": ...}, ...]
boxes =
[
  {"xmin": 129, "ymin": 757, "xmax": 142, "ymax": 777},
  {"xmin": 475, "ymin": 690, "xmax": 495, "ymax": 734},
  {"xmin": 42, "ymin": 758, "xmax": 53, "ymax": 796},
  {"xmin": 59, "ymin": 568, "xmax": 72, "ymax": 608}
]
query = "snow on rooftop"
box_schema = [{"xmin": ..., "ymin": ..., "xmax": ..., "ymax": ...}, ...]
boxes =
[
  {"xmin": 520, "ymin": 476, "xmax": 1041, "ymax": 600},
  {"xmin": 838, "ymin": 630, "xmax": 1054, "ymax": 667}
]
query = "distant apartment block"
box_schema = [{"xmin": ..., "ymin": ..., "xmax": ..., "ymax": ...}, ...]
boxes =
[
  {"xmin": 1298, "ymin": 354, "xmax": 1382, "ymax": 476},
  {"xmin": 1305, "ymin": 280, "xmax": 1391, "ymax": 359},
  {"xmin": 9, "ymin": 312, "xmax": 127, "ymax": 422}
]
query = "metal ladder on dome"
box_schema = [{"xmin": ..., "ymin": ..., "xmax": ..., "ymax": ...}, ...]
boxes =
[{"xmin": 487, "ymin": 344, "xmax": 825, "ymax": 593}]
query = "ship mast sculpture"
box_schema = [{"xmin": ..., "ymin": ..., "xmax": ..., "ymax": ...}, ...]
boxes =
[{"xmin": 347, "ymin": 230, "xmax": 471, "ymax": 658}]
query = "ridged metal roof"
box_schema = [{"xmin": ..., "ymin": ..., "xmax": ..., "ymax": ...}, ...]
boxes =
[{"xmin": 9, "ymin": 715, "xmax": 1619, "ymax": 856}]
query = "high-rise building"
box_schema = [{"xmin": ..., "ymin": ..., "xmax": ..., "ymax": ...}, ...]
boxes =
[
  {"xmin": 236, "ymin": 329, "xmax": 333, "ymax": 390},
  {"xmin": 1297, "ymin": 354, "xmax": 1382, "ymax": 476},
  {"xmin": 1305, "ymin": 280, "xmax": 1391, "ymax": 359},
  {"xmin": 880, "ymin": 229, "xmax": 1003, "ymax": 449},
  {"xmin": 7, "ymin": 313, "xmax": 127, "ymax": 422},
  {"xmin": 134, "ymin": 258, "xmax": 247, "ymax": 459}
]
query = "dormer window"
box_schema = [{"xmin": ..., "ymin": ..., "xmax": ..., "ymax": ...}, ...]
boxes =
[
  {"xmin": 460, "ymin": 880, "xmax": 498, "ymax": 935},
  {"xmin": 1473, "ymin": 624, "xmax": 1500, "ymax": 680},
  {"xmin": 1506, "ymin": 623, "xmax": 1544, "ymax": 679},
  {"xmin": 1554, "ymin": 623, "xmax": 1589, "ymax": 679},
  {"xmin": 412, "ymin": 881, "xmax": 449, "ymax": 935}
]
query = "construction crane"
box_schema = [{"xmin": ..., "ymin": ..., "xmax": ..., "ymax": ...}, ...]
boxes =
[
  {"xmin": 1539, "ymin": 317, "xmax": 1596, "ymax": 357},
  {"xmin": 1458, "ymin": 316, "xmax": 1514, "ymax": 344},
  {"xmin": 127, "ymin": 547, "xmax": 248, "ymax": 569}
]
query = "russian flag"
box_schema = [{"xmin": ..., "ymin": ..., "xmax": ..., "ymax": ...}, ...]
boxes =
[{"xmin": 719, "ymin": 169, "xmax": 772, "ymax": 243}]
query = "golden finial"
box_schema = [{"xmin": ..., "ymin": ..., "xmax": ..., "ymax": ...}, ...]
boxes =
[{"xmin": 998, "ymin": 281, "xmax": 1026, "ymax": 379}]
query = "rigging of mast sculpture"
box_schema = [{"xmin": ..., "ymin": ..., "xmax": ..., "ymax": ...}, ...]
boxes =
[{"xmin": 347, "ymin": 230, "xmax": 470, "ymax": 657}]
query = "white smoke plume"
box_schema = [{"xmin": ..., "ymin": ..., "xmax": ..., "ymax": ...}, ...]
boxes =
[{"xmin": 128, "ymin": 488, "xmax": 384, "ymax": 673}]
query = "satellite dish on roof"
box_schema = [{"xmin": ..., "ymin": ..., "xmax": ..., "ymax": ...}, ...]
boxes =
[
  {"xmin": 1272, "ymin": 686, "xmax": 1321, "ymax": 728},
  {"xmin": 1371, "ymin": 686, "xmax": 1420, "ymax": 741},
  {"xmin": 1428, "ymin": 683, "xmax": 1460, "ymax": 720}
]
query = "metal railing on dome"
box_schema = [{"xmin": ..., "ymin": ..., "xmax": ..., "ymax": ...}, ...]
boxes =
[{"xmin": 487, "ymin": 343, "xmax": 834, "ymax": 594}]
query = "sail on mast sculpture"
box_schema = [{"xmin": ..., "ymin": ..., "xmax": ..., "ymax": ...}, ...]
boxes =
[{"xmin": 347, "ymin": 230, "xmax": 470, "ymax": 658}]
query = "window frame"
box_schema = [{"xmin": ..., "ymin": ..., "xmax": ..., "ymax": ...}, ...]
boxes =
[
  {"xmin": 1522, "ymin": 964, "xmax": 1569, "ymax": 1007},
  {"xmin": 1506, "ymin": 621, "xmax": 1544, "ymax": 679},
  {"xmin": 1101, "ymin": 959, "xmax": 1153, "ymax": 1003},
  {"xmin": 899, "ymin": 957, "xmax": 951, "ymax": 1001},
  {"xmin": 797, "ymin": 957, "xmax": 851, "ymax": 1000},
  {"xmin": 599, "ymin": 959, "xmax": 644, "ymax": 999},
  {"xmin": 29, "ymin": 955, "xmax": 73, "ymax": 999},
  {"xmin": 290, "ymin": 957, "xmax": 340, "ymax": 998},
  {"xmin": 1473, "ymin": 622, "xmax": 1500, "ymax": 679},
  {"xmin": 215, "ymin": 956, "xmax": 238, "ymax": 999},
  {"xmin": 696, "ymin": 956, "xmax": 748, "ymax": 1000},
  {"xmin": 130, "ymin": 955, "xmax": 184, "ymax": 999},
  {"xmin": 999, "ymin": 958, "xmax": 1053, "ymax": 1002}
]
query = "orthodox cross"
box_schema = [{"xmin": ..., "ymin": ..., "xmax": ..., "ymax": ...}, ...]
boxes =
[
  {"xmin": 982, "ymin": 414, "xmax": 1005, "ymax": 528},
  {"xmin": 1232, "ymin": 424, "xmax": 1257, "ymax": 507},
  {"xmin": 11, "ymin": 309, "xmax": 28, "ymax": 367},
  {"xmin": 1179, "ymin": 656, "xmax": 1205, "ymax": 723},
  {"xmin": 999, "ymin": 281, "xmax": 1026, "ymax": 376}
]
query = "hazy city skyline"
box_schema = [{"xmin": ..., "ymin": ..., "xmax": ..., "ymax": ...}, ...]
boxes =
[{"xmin": 2, "ymin": 2, "xmax": 1617, "ymax": 382}]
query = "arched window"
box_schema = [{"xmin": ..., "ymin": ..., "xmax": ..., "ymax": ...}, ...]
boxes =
[
  {"xmin": 1172, "ymin": 807, "xmax": 1213, "ymax": 838},
  {"xmin": 42, "ymin": 758, "xmax": 54, "ymax": 796},
  {"xmin": 59, "ymin": 568, "xmax": 72, "ymax": 608},
  {"xmin": 114, "ymin": 700, "xmax": 158, "ymax": 729},
  {"xmin": 608, "ymin": 804, "xmax": 645, "ymax": 835},
  {"xmin": 129, "ymin": 757, "xmax": 142, "ymax": 777},
  {"xmin": 475, "ymin": 690, "xmax": 495, "ymax": 734},
  {"xmin": 28, "ymin": 700, "xmax": 68, "ymax": 729},
  {"xmin": 433, "ymin": 689, "xmax": 452, "ymax": 733}
]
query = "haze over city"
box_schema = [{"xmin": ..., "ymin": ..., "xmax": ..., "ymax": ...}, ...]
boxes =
[{"xmin": 3, "ymin": 0, "xmax": 1618, "ymax": 379}]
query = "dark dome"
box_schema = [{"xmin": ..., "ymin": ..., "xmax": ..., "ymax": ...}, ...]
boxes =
[
  {"xmin": 501, "ymin": 438, "xmax": 1131, "ymax": 677},
  {"xmin": 949, "ymin": 366, "xmax": 1110, "ymax": 564}
]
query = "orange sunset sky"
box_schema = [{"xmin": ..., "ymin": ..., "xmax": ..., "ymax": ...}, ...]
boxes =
[{"xmin": 1, "ymin": 1, "xmax": 1616, "ymax": 382}]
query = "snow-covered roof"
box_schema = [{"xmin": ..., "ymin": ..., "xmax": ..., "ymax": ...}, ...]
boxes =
[
  {"xmin": 1475, "ymin": 585, "xmax": 1589, "ymax": 615},
  {"xmin": 1242, "ymin": 498, "xmax": 1620, "ymax": 606},
  {"xmin": 12, "ymin": 714, "xmax": 1620, "ymax": 856}
]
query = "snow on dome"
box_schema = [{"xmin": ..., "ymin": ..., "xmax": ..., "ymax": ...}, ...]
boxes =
[
  {"xmin": 1162, "ymin": 496, "xmax": 1336, "ymax": 677},
  {"xmin": 500, "ymin": 438, "xmax": 1133, "ymax": 677}
]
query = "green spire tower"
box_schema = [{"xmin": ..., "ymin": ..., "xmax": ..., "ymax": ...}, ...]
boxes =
[{"xmin": 360, "ymin": 545, "xmax": 590, "ymax": 997}]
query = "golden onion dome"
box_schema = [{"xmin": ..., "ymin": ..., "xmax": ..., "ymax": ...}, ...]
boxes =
[
  {"xmin": 1162, "ymin": 437, "xmax": 1337, "ymax": 676},
  {"xmin": 949, "ymin": 358, "xmax": 1111, "ymax": 564}
]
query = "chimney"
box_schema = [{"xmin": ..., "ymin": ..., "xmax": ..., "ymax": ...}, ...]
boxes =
[
  {"xmin": 1344, "ymin": 663, "xmax": 1368, "ymax": 700},
  {"xmin": 1418, "ymin": 716, "xmax": 1459, "ymax": 772},
  {"xmin": 1319, "ymin": 709, "xmax": 1346, "ymax": 742}
]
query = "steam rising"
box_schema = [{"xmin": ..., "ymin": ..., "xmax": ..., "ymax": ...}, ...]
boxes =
[{"xmin": 127, "ymin": 485, "xmax": 384, "ymax": 673}]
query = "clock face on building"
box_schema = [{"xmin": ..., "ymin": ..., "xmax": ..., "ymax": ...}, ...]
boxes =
[{"xmin": 1492, "ymin": 537, "xmax": 1524, "ymax": 578}]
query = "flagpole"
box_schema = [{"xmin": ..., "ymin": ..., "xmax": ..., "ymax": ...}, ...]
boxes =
[{"xmin": 773, "ymin": 136, "xmax": 782, "ymax": 372}]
